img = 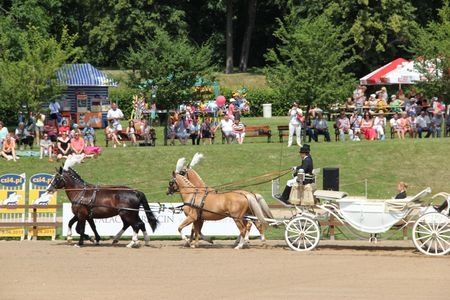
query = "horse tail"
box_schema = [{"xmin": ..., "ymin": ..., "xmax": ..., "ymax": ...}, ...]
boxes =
[
  {"xmin": 255, "ymin": 193, "xmax": 274, "ymax": 219},
  {"xmin": 137, "ymin": 192, "xmax": 158, "ymax": 232},
  {"xmin": 247, "ymin": 195, "xmax": 268, "ymax": 225}
]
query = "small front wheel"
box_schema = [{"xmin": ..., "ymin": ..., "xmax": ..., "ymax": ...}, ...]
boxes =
[
  {"xmin": 412, "ymin": 212, "xmax": 450, "ymax": 256},
  {"xmin": 285, "ymin": 215, "xmax": 320, "ymax": 251}
]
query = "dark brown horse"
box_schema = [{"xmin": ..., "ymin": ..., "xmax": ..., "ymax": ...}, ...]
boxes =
[{"xmin": 47, "ymin": 164, "xmax": 158, "ymax": 247}]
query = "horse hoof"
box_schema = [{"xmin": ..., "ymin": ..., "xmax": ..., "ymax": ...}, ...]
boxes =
[
  {"xmin": 112, "ymin": 240, "xmax": 119, "ymax": 244},
  {"xmin": 89, "ymin": 237, "xmax": 96, "ymax": 243},
  {"xmin": 95, "ymin": 241, "xmax": 100, "ymax": 246},
  {"xmin": 73, "ymin": 244, "xmax": 80, "ymax": 248}
]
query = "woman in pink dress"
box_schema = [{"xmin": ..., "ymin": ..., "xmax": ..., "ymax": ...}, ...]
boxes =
[{"xmin": 360, "ymin": 111, "xmax": 377, "ymax": 140}]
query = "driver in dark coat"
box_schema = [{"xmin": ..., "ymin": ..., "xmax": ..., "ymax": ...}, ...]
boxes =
[{"xmin": 275, "ymin": 144, "xmax": 314, "ymax": 204}]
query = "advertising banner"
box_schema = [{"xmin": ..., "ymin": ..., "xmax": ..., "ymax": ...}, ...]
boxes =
[
  {"xmin": 0, "ymin": 173, "xmax": 26, "ymax": 239},
  {"xmin": 62, "ymin": 203, "xmax": 259, "ymax": 237},
  {"xmin": 28, "ymin": 173, "xmax": 57, "ymax": 239}
]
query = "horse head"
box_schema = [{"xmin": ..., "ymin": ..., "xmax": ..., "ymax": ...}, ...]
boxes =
[
  {"xmin": 167, "ymin": 171, "xmax": 179, "ymax": 195},
  {"xmin": 47, "ymin": 167, "xmax": 66, "ymax": 193}
]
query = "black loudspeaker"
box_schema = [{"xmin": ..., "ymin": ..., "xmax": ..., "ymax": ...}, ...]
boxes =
[{"xmin": 323, "ymin": 167, "xmax": 339, "ymax": 191}]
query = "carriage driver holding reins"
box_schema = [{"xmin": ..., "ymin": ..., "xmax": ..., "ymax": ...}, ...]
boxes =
[{"xmin": 275, "ymin": 144, "xmax": 314, "ymax": 204}]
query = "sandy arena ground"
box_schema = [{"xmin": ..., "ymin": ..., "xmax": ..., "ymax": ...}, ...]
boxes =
[{"xmin": 1, "ymin": 239, "xmax": 449, "ymax": 300}]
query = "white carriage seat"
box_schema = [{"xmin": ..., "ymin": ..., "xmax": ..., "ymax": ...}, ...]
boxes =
[
  {"xmin": 384, "ymin": 187, "xmax": 432, "ymax": 212},
  {"xmin": 314, "ymin": 190, "xmax": 348, "ymax": 202}
]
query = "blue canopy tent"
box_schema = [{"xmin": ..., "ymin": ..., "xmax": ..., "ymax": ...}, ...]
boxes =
[{"xmin": 56, "ymin": 64, "xmax": 117, "ymax": 128}]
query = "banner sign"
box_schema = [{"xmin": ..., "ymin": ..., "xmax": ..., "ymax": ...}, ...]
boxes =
[
  {"xmin": 28, "ymin": 173, "xmax": 57, "ymax": 238},
  {"xmin": 0, "ymin": 173, "xmax": 26, "ymax": 239},
  {"xmin": 62, "ymin": 203, "xmax": 260, "ymax": 237}
]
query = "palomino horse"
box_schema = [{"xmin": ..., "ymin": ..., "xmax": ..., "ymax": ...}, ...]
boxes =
[
  {"xmin": 181, "ymin": 153, "xmax": 274, "ymax": 244},
  {"xmin": 47, "ymin": 156, "xmax": 158, "ymax": 247},
  {"xmin": 167, "ymin": 164, "xmax": 267, "ymax": 249}
]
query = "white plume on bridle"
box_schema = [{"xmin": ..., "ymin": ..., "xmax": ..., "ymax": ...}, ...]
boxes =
[
  {"xmin": 63, "ymin": 154, "xmax": 85, "ymax": 171},
  {"xmin": 175, "ymin": 157, "xmax": 186, "ymax": 173},
  {"xmin": 189, "ymin": 152, "xmax": 204, "ymax": 168}
]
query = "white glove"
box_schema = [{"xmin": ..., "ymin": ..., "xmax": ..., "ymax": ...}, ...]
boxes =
[{"xmin": 291, "ymin": 166, "xmax": 297, "ymax": 171}]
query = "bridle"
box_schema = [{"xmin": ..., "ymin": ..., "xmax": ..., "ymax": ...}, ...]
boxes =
[
  {"xmin": 47, "ymin": 172, "xmax": 66, "ymax": 193},
  {"xmin": 167, "ymin": 177, "xmax": 179, "ymax": 195}
]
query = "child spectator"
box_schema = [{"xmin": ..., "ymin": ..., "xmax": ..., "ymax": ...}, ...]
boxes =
[
  {"xmin": 39, "ymin": 133, "xmax": 53, "ymax": 161},
  {"xmin": 126, "ymin": 120, "xmax": 137, "ymax": 146},
  {"xmin": 82, "ymin": 122, "xmax": 96, "ymax": 147},
  {"xmin": 232, "ymin": 118, "xmax": 245, "ymax": 144}
]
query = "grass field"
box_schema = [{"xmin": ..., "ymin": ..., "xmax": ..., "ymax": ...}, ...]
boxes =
[
  {"xmin": 1, "ymin": 116, "xmax": 448, "ymax": 203},
  {"xmin": 1, "ymin": 116, "xmax": 448, "ymax": 240}
]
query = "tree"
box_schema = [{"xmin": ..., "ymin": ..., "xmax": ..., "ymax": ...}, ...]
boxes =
[
  {"xmin": 239, "ymin": 0, "xmax": 257, "ymax": 72},
  {"xmin": 0, "ymin": 22, "xmax": 80, "ymax": 116},
  {"xmin": 265, "ymin": 13, "xmax": 356, "ymax": 111},
  {"xmin": 411, "ymin": 0, "xmax": 450, "ymax": 98},
  {"xmin": 123, "ymin": 30, "xmax": 215, "ymax": 109},
  {"xmin": 225, "ymin": 0, "xmax": 234, "ymax": 73}
]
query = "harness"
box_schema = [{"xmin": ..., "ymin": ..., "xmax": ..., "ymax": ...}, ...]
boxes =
[{"xmin": 188, "ymin": 188, "xmax": 209, "ymax": 221}]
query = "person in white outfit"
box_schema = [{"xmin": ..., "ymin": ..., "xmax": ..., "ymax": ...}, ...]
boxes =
[
  {"xmin": 373, "ymin": 110, "xmax": 387, "ymax": 140},
  {"xmin": 287, "ymin": 103, "xmax": 303, "ymax": 147}
]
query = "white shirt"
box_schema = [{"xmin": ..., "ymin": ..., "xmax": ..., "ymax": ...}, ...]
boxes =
[
  {"xmin": 49, "ymin": 102, "xmax": 60, "ymax": 114},
  {"xmin": 220, "ymin": 119, "xmax": 233, "ymax": 132},
  {"xmin": 373, "ymin": 116, "xmax": 386, "ymax": 127},
  {"xmin": 289, "ymin": 108, "xmax": 301, "ymax": 125},
  {"xmin": 107, "ymin": 108, "xmax": 124, "ymax": 130}
]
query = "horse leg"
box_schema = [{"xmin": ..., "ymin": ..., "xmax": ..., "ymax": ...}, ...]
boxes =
[
  {"xmin": 233, "ymin": 219, "xmax": 247, "ymax": 250},
  {"xmin": 67, "ymin": 215, "xmax": 78, "ymax": 243},
  {"xmin": 87, "ymin": 218, "xmax": 100, "ymax": 245},
  {"xmin": 137, "ymin": 220, "xmax": 150, "ymax": 247},
  {"xmin": 198, "ymin": 220, "xmax": 213, "ymax": 244},
  {"xmin": 126, "ymin": 224, "xmax": 140, "ymax": 248},
  {"xmin": 178, "ymin": 217, "xmax": 195, "ymax": 247},
  {"xmin": 112, "ymin": 221, "xmax": 130, "ymax": 244},
  {"xmin": 76, "ymin": 218, "xmax": 87, "ymax": 247}
]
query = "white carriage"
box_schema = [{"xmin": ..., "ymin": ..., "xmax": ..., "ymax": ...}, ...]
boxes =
[{"xmin": 269, "ymin": 172, "xmax": 450, "ymax": 256}]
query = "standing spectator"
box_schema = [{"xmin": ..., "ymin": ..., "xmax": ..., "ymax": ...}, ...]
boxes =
[
  {"xmin": 215, "ymin": 114, "xmax": 234, "ymax": 144},
  {"xmin": 336, "ymin": 111, "xmax": 353, "ymax": 141},
  {"xmin": 126, "ymin": 120, "xmax": 137, "ymax": 146},
  {"xmin": 312, "ymin": 112, "xmax": 330, "ymax": 142},
  {"xmin": 200, "ymin": 117, "xmax": 214, "ymax": 145},
  {"xmin": 1, "ymin": 133, "xmax": 18, "ymax": 161},
  {"xmin": 70, "ymin": 130, "xmax": 85, "ymax": 155},
  {"xmin": 232, "ymin": 118, "xmax": 246, "ymax": 144},
  {"xmin": 360, "ymin": 111, "xmax": 377, "ymax": 141},
  {"xmin": 0, "ymin": 121, "xmax": 8, "ymax": 148},
  {"xmin": 35, "ymin": 113, "xmax": 46, "ymax": 146},
  {"xmin": 48, "ymin": 98, "xmax": 61, "ymax": 131},
  {"xmin": 56, "ymin": 131, "xmax": 71, "ymax": 161},
  {"xmin": 189, "ymin": 117, "xmax": 201, "ymax": 145},
  {"xmin": 82, "ymin": 122, "xmax": 96, "ymax": 147},
  {"xmin": 107, "ymin": 102, "xmax": 124, "ymax": 132},
  {"xmin": 373, "ymin": 111, "xmax": 387, "ymax": 140},
  {"xmin": 39, "ymin": 133, "xmax": 53, "ymax": 161},
  {"xmin": 378, "ymin": 86, "xmax": 388, "ymax": 102},
  {"xmin": 228, "ymin": 98, "xmax": 238, "ymax": 120},
  {"xmin": 287, "ymin": 102, "xmax": 303, "ymax": 147}
]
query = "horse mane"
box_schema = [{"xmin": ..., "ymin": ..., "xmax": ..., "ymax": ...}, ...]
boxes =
[
  {"xmin": 67, "ymin": 167, "xmax": 86, "ymax": 184},
  {"xmin": 175, "ymin": 174, "xmax": 195, "ymax": 188},
  {"xmin": 187, "ymin": 168, "xmax": 207, "ymax": 188}
]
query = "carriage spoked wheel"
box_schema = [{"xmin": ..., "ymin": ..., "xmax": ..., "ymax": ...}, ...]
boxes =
[
  {"xmin": 412, "ymin": 212, "xmax": 450, "ymax": 256},
  {"xmin": 284, "ymin": 215, "xmax": 320, "ymax": 251}
]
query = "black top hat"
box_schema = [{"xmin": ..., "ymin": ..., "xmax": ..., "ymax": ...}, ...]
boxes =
[{"xmin": 299, "ymin": 144, "xmax": 310, "ymax": 153}]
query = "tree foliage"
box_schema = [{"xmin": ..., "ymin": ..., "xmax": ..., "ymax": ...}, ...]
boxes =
[
  {"xmin": 123, "ymin": 30, "xmax": 215, "ymax": 109},
  {"xmin": 0, "ymin": 21, "xmax": 80, "ymax": 115},
  {"xmin": 265, "ymin": 14, "xmax": 356, "ymax": 109},
  {"xmin": 412, "ymin": 0, "xmax": 450, "ymax": 97}
]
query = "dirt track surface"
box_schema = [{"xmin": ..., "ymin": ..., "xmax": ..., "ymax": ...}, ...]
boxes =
[{"xmin": 1, "ymin": 239, "xmax": 449, "ymax": 300}]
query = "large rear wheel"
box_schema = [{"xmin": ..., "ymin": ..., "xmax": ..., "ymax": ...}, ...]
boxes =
[
  {"xmin": 412, "ymin": 212, "xmax": 450, "ymax": 256},
  {"xmin": 285, "ymin": 215, "xmax": 320, "ymax": 251}
]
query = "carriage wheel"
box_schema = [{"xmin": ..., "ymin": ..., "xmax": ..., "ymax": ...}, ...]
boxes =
[
  {"xmin": 285, "ymin": 215, "xmax": 320, "ymax": 252},
  {"xmin": 412, "ymin": 212, "xmax": 450, "ymax": 256}
]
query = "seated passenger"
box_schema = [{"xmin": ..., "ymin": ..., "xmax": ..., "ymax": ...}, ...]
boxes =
[{"xmin": 395, "ymin": 182, "xmax": 408, "ymax": 199}]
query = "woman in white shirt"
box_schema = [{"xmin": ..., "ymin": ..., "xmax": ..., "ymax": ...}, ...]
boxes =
[{"xmin": 287, "ymin": 103, "xmax": 303, "ymax": 147}]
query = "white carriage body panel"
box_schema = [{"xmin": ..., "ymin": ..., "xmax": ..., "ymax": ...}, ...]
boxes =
[{"xmin": 337, "ymin": 200, "xmax": 409, "ymax": 233}]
